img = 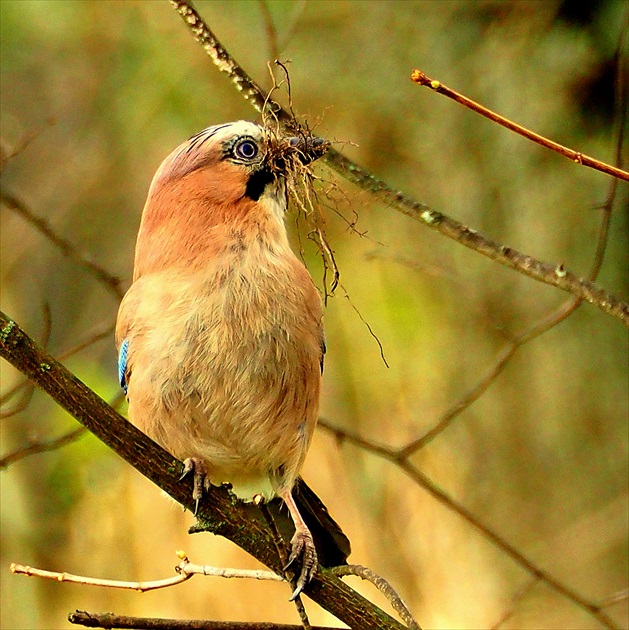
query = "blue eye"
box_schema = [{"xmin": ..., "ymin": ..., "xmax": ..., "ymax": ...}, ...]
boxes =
[{"xmin": 234, "ymin": 139, "xmax": 258, "ymax": 160}]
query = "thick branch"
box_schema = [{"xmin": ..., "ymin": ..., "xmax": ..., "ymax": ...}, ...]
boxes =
[
  {"xmin": 169, "ymin": 0, "xmax": 629, "ymax": 327},
  {"xmin": 324, "ymin": 151, "xmax": 629, "ymax": 325},
  {"xmin": 0, "ymin": 311, "xmax": 405, "ymax": 630}
]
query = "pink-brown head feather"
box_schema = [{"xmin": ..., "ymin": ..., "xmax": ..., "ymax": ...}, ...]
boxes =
[{"xmin": 133, "ymin": 121, "xmax": 330, "ymax": 280}]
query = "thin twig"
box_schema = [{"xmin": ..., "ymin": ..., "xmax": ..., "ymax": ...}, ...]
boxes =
[
  {"xmin": 169, "ymin": 0, "xmax": 282, "ymax": 120},
  {"xmin": 68, "ymin": 610, "xmax": 335, "ymax": 630},
  {"xmin": 340, "ymin": 286, "xmax": 390, "ymax": 369},
  {"xmin": 490, "ymin": 578, "xmax": 539, "ymax": 629},
  {"xmin": 365, "ymin": 249, "xmax": 509, "ymax": 336},
  {"xmin": 0, "ymin": 378, "xmax": 35, "ymax": 418},
  {"xmin": 11, "ymin": 561, "xmax": 193, "ymax": 592},
  {"xmin": 0, "ymin": 426, "xmax": 87, "ymax": 469},
  {"xmin": 324, "ymin": 150, "xmax": 629, "ymax": 326},
  {"xmin": 0, "ymin": 391, "xmax": 124, "ymax": 469},
  {"xmin": 1, "ymin": 191, "xmax": 124, "ymax": 299},
  {"xmin": 259, "ymin": 0, "xmax": 280, "ymax": 62},
  {"xmin": 0, "ymin": 322, "xmax": 114, "ymax": 407},
  {"xmin": 410, "ymin": 69, "xmax": 629, "ymax": 182},
  {"xmin": 11, "ymin": 551, "xmax": 283, "ymax": 591},
  {"xmin": 332, "ymin": 564, "xmax": 421, "ymax": 630},
  {"xmin": 0, "ymin": 117, "xmax": 56, "ymax": 172},
  {"xmin": 599, "ymin": 588, "xmax": 629, "ymax": 609}
]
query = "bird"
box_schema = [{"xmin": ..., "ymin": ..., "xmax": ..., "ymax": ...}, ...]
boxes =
[{"xmin": 115, "ymin": 120, "xmax": 350, "ymax": 599}]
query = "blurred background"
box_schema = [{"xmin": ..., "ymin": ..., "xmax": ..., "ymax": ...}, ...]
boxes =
[{"xmin": 1, "ymin": 1, "xmax": 627, "ymax": 628}]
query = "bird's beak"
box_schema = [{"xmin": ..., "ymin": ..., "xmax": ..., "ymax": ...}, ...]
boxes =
[{"xmin": 287, "ymin": 135, "xmax": 329, "ymax": 165}]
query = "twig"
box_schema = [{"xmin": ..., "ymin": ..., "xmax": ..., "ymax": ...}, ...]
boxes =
[
  {"xmin": 399, "ymin": 292, "xmax": 587, "ymax": 455},
  {"xmin": 365, "ymin": 249, "xmax": 508, "ymax": 335},
  {"xmin": 0, "ymin": 390, "xmax": 124, "ymax": 469},
  {"xmin": 0, "ymin": 117, "xmax": 56, "ymax": 171},
  {"xmin": 169, "ymin": 0, "xmax": 282, "ymax": 121},
  {"xmin": 410, "ymin": 69, "xmax": 629, "ymax": 182},
  {"xmin": 0, "ymin": 378, "xmax": 36, "ymax": 419},
  {"xmin": 0, "ymin": 426, "xmax": 87, "ymax": 469},
  {"xmin": 332, "ymin": 564, "xmax": 421, "ymax": 630},
  {"xmin": 490, "ymin": 578, "xmax": 539, "ymax": 629},
  {"xmin": 0, "ymin": 191, "xmax": 124, "ymax": 299},
  {"xmin": 0, "ymin": 322, "xmax": 114, "ymax": 408},
  {"xmin": 340, "ymin": 286, "xmax": 389, "ymax": 368},
  {"xmin": 68, "ymin": 610, "xmax": 335, "ymax": 630},
  {"xmin": 11, "ymin": 562, "xmax": 193, "ymax": 592},
  {"xmin": 169, "ymin": 0, "xmax": 629, "ymax": 326},
  {"xmin": 259, "ymin": 0, "xmax": 280, "ymax": 62},
  {"xmin": 326, "ymin": 145, "xmax": 629, "ymax": 327},
  {"xmin": 599, "ymin": 588, "xmax": 629, "ymax": 609},
  {"xmin": 320, "ymin": 184, "xmax": 618, "ymax": 622},
  {"xmin": 10, "ymin": 551, "xmax": 283, "ymax": 592},
  {"xmin": 257, "ymin": 501, "xmax": 311, "ymax": 629}
]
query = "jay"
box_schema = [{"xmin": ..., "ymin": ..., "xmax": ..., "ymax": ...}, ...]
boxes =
[{"xmin": 115, "ymin": 121, "xmax": 349, "ymax": 598}]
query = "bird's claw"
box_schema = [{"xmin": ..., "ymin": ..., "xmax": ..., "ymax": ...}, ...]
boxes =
[
  {"xmin": 180, "ymin": 457, "xmax": 211, "ymax": 514},
  {"xmin": 284, "ymin": 528, "xmax": 318, "ymax": 600}
]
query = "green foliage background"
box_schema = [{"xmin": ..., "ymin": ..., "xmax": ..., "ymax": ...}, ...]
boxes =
[{"xmin": 1, "ymin": 1, "xmax": 627, "ymax": 628}]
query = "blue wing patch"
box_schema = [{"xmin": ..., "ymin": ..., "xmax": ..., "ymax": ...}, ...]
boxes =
[{"xmin": 118, "ymin": 338, "xmax": 129, "ymax": 394}]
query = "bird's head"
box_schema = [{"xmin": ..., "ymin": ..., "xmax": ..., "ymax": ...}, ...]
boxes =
[{"xmin": 133, "ymin": 121, "xmax": 328, "ymax": 278}]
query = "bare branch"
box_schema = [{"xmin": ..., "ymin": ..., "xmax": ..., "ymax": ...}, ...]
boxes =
[
  {"xmin": 10, "ymin": 561, "xmax": 193, "ymax": 592},
  {"xmin": 0, "ymin": 118, "xmax": 56, "ymax": 172},
  {"xmin": 317, "ymin": 418, "xmax": 620, "ymax": 630},
  {"xmin": 0, "ymin": 426, "xmax": 86, "ymax": 469},
  {"xmin": 400, "ymin": 62, "xmax": 624, "ymax": 453},
  {"xmin": 1, "ymin": 322, "xmax": 113, "ymax": 414},
  {"xmin": 332, "ymin": 564, "xmax": 420, "ymax": 630},
  {"xmin": 259, "ymin": 0, "xmax": 280, "ymax": 62},
  {"xmin": 490, "ymin": 578, "xmax": 539, "ymax": 630},
  {"xmin": 0, "ymin": 191, "xmax": 124, "ymax": 299},
  {"xmin": 410, "ymin": 69, "xmax": 629, "ymax": 182},
  {"xmin": 69, "ymin": 610, "xmax": 336, "ymax": 629},
  {"xmin": 599, "ymin": 588, "xmax": 629, "ymax": 609},
  {"xmin": 0, "ymin": 310, "xmax": 406, "ymax": 630},
  {"xmin": 168, "ymin": 0, "xmax": 629, "ymax": 326},
  {"xmin": 10, "ymin": 552, "xmax": 283, "ymax": 592},
  {"xmin": 0, "ymin": 303, "xmax": 51, "ymax": 416},
  {"xmin": 169, "ymin": 0, "xmax": 283, "ymax": 121}
]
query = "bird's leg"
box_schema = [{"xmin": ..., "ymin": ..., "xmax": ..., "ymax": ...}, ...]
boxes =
[
  {"xmin": 180, "ymin": 457, "xmax": 211, "ymax": 514},
  {"xmin": 280, "ymin": 488, "xmax": 318, "ymax": 600}
]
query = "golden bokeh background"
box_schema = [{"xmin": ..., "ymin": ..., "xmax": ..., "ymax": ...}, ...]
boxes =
[{"xmin": 1, "ymin": 1, "xmax": 627, "ymax": 628}]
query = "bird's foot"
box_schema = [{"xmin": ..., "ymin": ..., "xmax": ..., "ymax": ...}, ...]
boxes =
[
  {"xmin": 180, "ymin": 457, "xmax": 211, "ymax": 514},
  {"xmin": 285, "ymin": 527, "xmax": 318, "ymax": 600}
]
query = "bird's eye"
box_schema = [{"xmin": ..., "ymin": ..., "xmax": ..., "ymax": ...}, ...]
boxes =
[{"xmin": 234, "ymin": 139, "xmax": 258, "ymax": 161}]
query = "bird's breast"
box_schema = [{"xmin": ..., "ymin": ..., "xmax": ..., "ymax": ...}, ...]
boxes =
[{"xmin": 122, "ymin": 243, "xmax": 323, "ymax": 497}]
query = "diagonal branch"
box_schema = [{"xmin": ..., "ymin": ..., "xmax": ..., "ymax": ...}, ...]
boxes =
[
  {"xmin": 410, "ymin": 69, "xmax": 629, "ymax": 181},
  {"xmin": 0, "ymin": 310, "xmax": 406, "ymax": 630},
  {"xmin": 317, "ymin": 419, "xmax": 620, "ymax": 630},
  {"xmin": 169, "ymin": 0, "xmax": 629, "ymax": 326},
  {"xmin": 1, "ymin": 191, "xmax": 124, "ymax": 299}
]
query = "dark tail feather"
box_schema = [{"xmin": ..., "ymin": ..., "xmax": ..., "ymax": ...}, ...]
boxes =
[{"xmin": 266, "ymin": 477, "xmax": 351, "ymax": 567}]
